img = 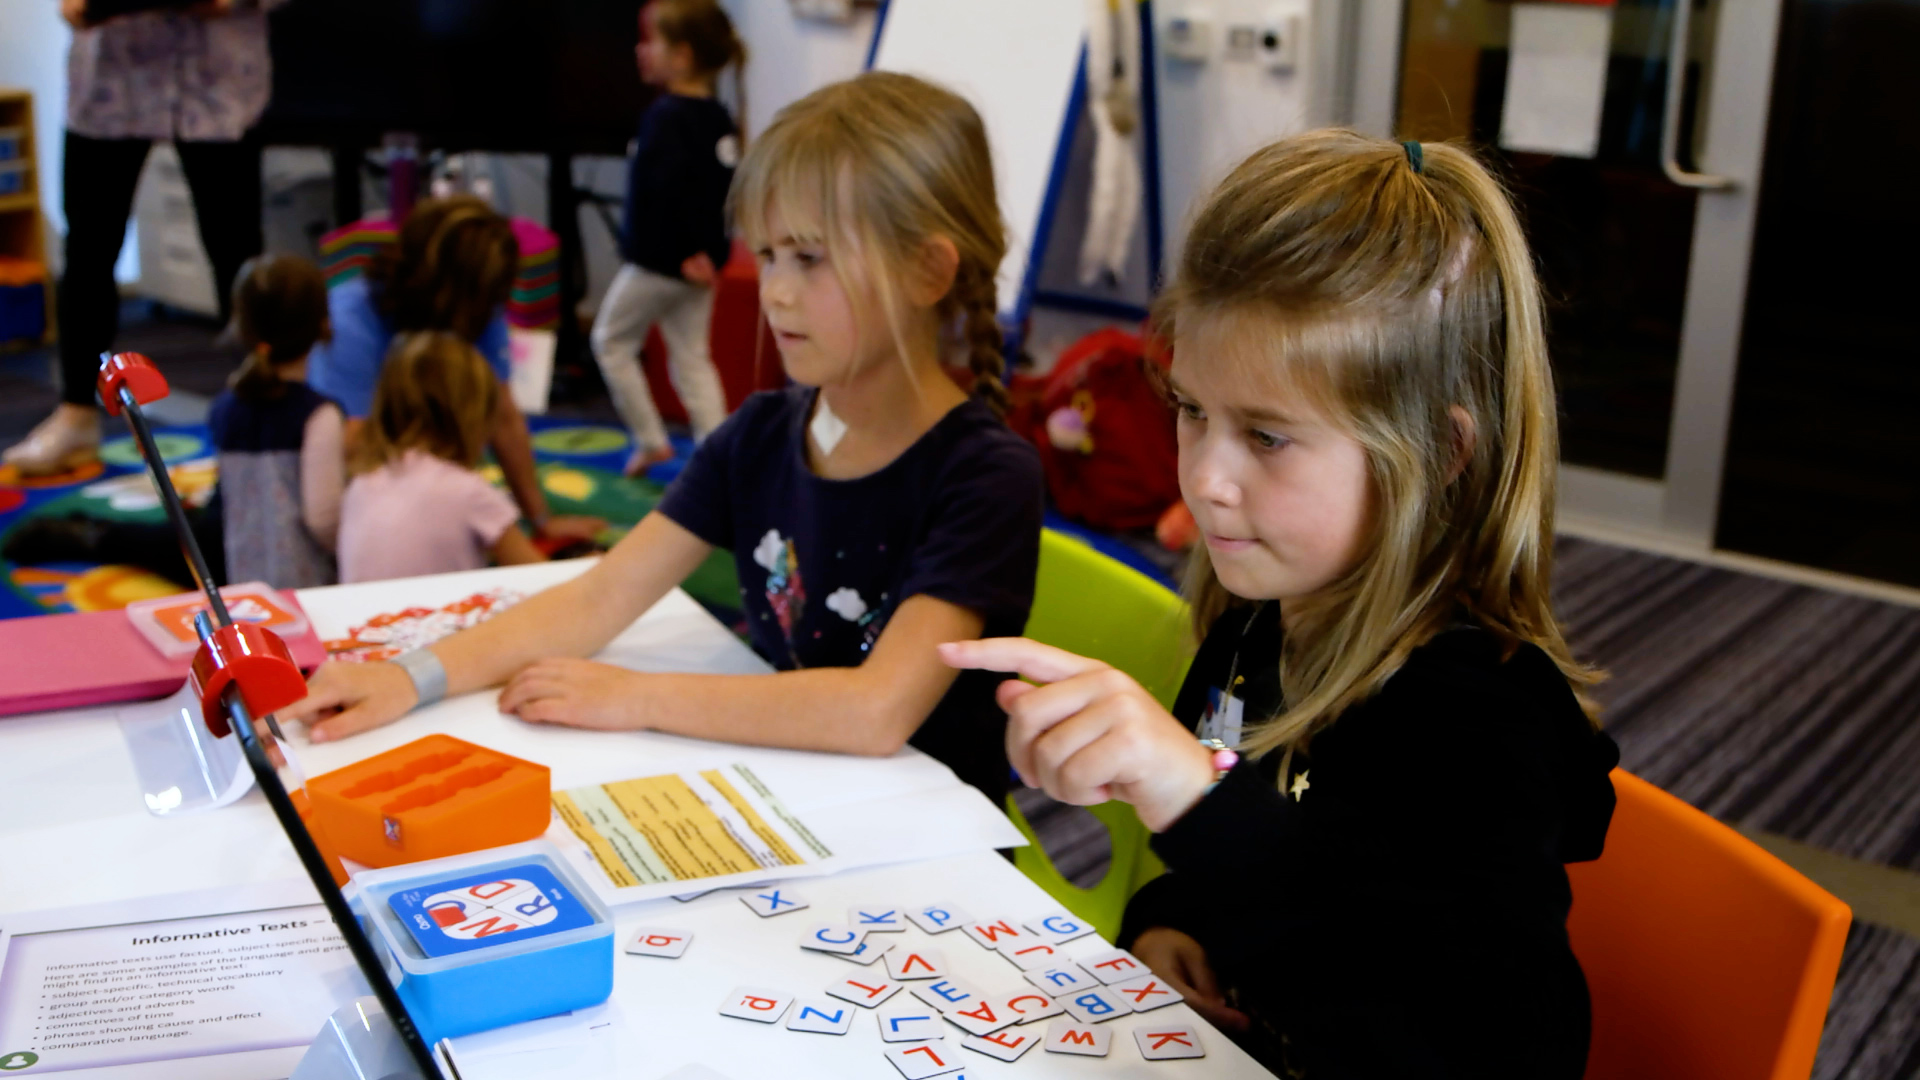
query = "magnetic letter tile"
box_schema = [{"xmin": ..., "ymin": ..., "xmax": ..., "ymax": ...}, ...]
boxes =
[
  {"xmin": 961, "ymin": 1027, "xmax": 1040, "ymax": 1063},
  {"xmin": 885, "ymin": 1039, "xmax": 965, "ymax": 1079},
  {"xmin": 908, "ymin": 903, "xmax": 972, "ymax": 935},
  {"xmin": 1000, "ymin": 990, "xmax": 1064, "ymax": 1025},
  {"xmin": 1022, "ymin": 963, "xmax": 1094, "ymax": 995},
  {"xmin": 1061, "ymin": 985, "xmax": 1133, "ymax": 1025},
  {"xmin": 910, "ymin": 977, "xmax": 987, "ymax": 1013},
  {"xmin": 718, "ymin": 986, "xmax": 793, "ymax": 1023},
  {"xmin": 884, "ymin": 947, "xmax": 949, "ymax": 981},
  {"xmin": 624, "ymin": 927, "xmax": 693, "ymax": 958},
  {"xmin": 1023, "ymin": 910, "xmax": 1096, "ymax": 945},
  {"xmin": 1044, "ymin": 1018, "xmax": 1111, "ymax": 1057},
  {"xmin": 1133, "ymin": 1023, "xmax": 1206, "ymax": 1060},
  {"xmin": 877, "ymin": 1009, "xmax": 946, "ymax": 1043},
  {"xmin": 1112, "ymin": 972, "xmax": 1185, "ymax": 1012},
  {"xmin": 785, "ymin": 998, "xmax": 854, "ymax": 1035},
  {"xmin": 849, "ymin": 904, "xmax": 908, "ymax": 932},
  {"xmin": 826, "ymin": 975, "xmax": 904, "ymax": 1009},
  {"xmin": 960, "ymin": 916, "xmax": 1027, "ymax": 950},
  {"xmin": 941, "ymin": 996, "xmax": 1016, "ymax": 1037},
  {"xmin": 1079, "ymin": 946, "xmax": 1149, "ymax": 985},
  {"xmin": 830, "ymin": 938, "xmax": 894, "ymax": 966},
  {"xmin": 798, "ymin": 923, "xmax": 867, "ymax": 954},
  {"xmin": 996, "ymin": 939, "xmax": 1062, "ymax": 971},
  {"xmin": 740, "ymin": 888, "xmax": 809, "ymax": 918}
]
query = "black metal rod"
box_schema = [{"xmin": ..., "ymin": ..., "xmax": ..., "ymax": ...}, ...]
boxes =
[
  {"xmin": 116, "ymin": 378, "xmax": 230, "ymax": 628},
  {"xmin": 189, "ymin": 611, "xmax": 444, "ymax": 1080}
]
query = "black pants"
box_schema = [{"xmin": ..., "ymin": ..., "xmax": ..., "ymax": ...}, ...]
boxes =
[{"xmin": 58, "ymin": 130, "xmax": 263, "ymax": 406}]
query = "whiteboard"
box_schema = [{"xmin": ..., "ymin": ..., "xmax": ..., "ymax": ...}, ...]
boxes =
[{"xmin": 869, "ymin": 0, "xmax": 1088, "ymax": 321}]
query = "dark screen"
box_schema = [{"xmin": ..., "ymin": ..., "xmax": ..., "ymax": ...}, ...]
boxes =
[{"xmin": 259, "ymin": 0, "xmax": 650, "ymax": 156}]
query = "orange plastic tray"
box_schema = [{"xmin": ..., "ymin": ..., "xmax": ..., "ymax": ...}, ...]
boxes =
[{"xmin": 307, "ymin": 734, "xmax": 551, "ymax": 868}]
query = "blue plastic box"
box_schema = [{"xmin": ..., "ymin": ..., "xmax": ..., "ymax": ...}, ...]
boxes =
[{"xmin": 350, "ymin": 839, "xmax": 614, "ymax": 1044}]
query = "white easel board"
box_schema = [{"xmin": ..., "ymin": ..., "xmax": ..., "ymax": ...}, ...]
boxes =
[{"xmin": 869, "ymin": 0, "xmax": 1089, "ymax": 321}]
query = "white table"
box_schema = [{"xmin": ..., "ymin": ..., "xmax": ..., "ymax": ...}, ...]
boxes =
[{"xmin": 0, "ymin": 562, "xmax": 1273, "ymax": 1079}]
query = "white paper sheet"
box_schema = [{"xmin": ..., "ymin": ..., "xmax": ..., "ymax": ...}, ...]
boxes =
[
  {"xmin": 1500, "ymin": 3, "xmax": 1614, "ymax": 159},
  {"xmin": 0, "ymin": 882, "xmax": 362, "ymax": 1077}
]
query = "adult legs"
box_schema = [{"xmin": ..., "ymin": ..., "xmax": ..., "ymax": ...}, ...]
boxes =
[
  {"xmin": 3, "ymin": 133, "xmax": 150, "ymax": 474},
  {"xmin": 174, "ymin": 134, "xmax": 264, "ymax": 324}
]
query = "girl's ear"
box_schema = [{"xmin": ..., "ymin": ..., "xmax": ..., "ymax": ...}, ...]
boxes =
[
  {"xmin": 1446, "ymin": 405, "xmax": 1477, "ymax": 483},
  {"xmin": 909, "ymin": 235, "xmax": 960, "ymax": 307}
]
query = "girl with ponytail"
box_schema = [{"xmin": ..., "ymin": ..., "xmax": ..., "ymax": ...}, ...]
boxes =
[
  {"xmin": 944, "ymin": 131, "xmax": 1621, "ymax": 1077},
  {"xmin": 288, "ymin": 72, "xmax": 1044, "ymax": 810},
  {"xmin": 593, "ymin": 0, "xmax": 751, "ymax": 476}
]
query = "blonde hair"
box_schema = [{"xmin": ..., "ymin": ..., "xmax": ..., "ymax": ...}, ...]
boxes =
[
  {"xmin": 1165, "ymin": 129, "xmax": 1601, "ymax": 757},
  {"xmin": 351, "ymin": 331, "xmax": 499, "ymax": 476},
  {"xmin": 728, "ymin": 71, "xmax": 1010, "ymax": 415},
  {"xmin": 647, "ymin": 0, "xmax": 749, "ymax": 130}
]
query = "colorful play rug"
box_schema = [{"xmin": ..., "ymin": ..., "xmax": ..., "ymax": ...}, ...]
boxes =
[{"xmin": 0, "ymin": 417, "xmax": 743, "ymax": 622}]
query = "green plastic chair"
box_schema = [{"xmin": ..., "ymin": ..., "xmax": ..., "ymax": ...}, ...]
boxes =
[{"xmin": 1009, "ymin": 528, "xmax": 1195, "ymax": 941}]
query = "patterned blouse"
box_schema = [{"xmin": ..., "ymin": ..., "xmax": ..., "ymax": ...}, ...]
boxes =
[{"xmin": 66, "ymin": 2, "xmax": 287, "ymax": 143}]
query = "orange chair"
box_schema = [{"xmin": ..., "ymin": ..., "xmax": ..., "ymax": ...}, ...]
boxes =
[{"xmin": 1568, "ymin": 769, "xmax": 1852, "ymax": 1080}]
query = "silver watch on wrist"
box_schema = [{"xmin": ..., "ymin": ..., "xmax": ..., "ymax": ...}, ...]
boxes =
[{"xmin": 391, "ymin": 648, "xmax": 448, "ymax": 710}]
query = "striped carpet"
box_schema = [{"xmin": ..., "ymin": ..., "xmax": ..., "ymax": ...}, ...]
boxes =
[{"xmin": 1019, "ymin": 535, "xmax": 1920, "ymax": 1079}]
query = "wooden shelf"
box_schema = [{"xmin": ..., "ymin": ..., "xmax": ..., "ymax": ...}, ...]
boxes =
[{"xmin": 0, "ymin": 193, "xmax": 38, "ymax": 215}]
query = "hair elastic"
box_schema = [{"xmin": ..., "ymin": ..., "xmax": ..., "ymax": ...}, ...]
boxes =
[{"xmin": 1403, "ymin": 140, "xmax": 1424, "ymax": 174}]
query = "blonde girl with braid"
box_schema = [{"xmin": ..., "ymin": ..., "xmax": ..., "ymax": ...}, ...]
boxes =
[
  {"xmin": 288, "ymin": 72, "xmax": 1044, "ymax": 805},
  {"xmin": 945, "ymin": 132, "xmax": 1620, "ymax": 1077}
]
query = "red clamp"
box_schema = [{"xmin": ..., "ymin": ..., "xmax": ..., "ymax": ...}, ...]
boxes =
[
  {"xmin": 96, "ymin": 352, "xmax": 170, "ymax": 418},
  {"xmin": 188, "ymin": 623, "xmax": 309, "ymax": 737}
]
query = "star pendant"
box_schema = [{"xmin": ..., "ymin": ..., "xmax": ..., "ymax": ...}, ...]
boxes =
[{"xmin": 1290, "ymin": 769, "xmax": 1311, "ymax": 802}]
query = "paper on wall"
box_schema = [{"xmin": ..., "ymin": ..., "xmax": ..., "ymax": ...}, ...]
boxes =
[{"xmin": 1500, "ymin": 3, "xmax": 1614, "ymax": 159}]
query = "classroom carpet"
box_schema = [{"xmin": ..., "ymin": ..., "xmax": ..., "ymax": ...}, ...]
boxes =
[
  {"xmin": 1018, "ymin": 535, "xmax": 1920, "ymax": 1080},
  {"xmin": 0, "ymin": 416, "xmax": 752, "ymax": 620}
]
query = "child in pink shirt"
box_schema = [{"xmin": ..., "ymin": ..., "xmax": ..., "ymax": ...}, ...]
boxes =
[{"xmin": 338, "ymin": 332, "xmax": 546, "ymax": 583}]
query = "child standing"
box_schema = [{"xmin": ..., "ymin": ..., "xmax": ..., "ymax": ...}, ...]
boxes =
[
  {"xmin": 593, "ymin": 0, "xmax": 746, "ymax": 476},
  {"xmin": 337, "ymin": 331, "xmax": 545, "ymax": 583},
  {"xmin": 288, "ymin": 73, "xmax": 1044, "ymax": 808},
  {"xmin": 944, "ymin": 132, "xmax": 1622, "ymax": 1078}
]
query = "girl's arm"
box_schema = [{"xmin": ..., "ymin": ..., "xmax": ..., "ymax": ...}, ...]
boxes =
[
  {"xmin": 285, "ymin": 510, "xmax": 713, "ymax": 741},
  {"xmin": 298, "ymin": 403, "xmax": 346, "ymax": 552},
  {"xmin": 488, "ymin": 384, "xmax": 604, "ymax": 543},
  {"xmin": 497, "ymin": 594, "xmax": 983, "ymax": 757},
  {"xmin": 488, "ymin": 524, "xmax": 547, "ymax": 567}
]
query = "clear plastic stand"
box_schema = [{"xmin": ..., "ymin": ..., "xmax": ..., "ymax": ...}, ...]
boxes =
[
  {"xmin": 116, "ymin": 679, "xmax": 254, "ymax": 816},
  {"xmin": 292, "ymin": 997, "xmax": 437, "ymax": 1080}
]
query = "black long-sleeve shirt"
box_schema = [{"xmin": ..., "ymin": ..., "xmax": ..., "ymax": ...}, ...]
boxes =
[
  {"xmin": 1121, "ymin": 603, "xmax": 1620, "ymax": 1079},
  {"xmin": 620, "ymin": 93, "xmax": 737, "ymax": 279}
]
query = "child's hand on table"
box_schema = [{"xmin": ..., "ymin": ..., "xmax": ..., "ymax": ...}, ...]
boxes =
[
  {"xmin": 498, "ymin": 658, "xmax": 647, "ymax": 730},
  {"xmin": 283, "ymin": 661, "xmax": 419, "ymax": 743},
  {"xmin": 1132, "ymin": 927, "xmax": 1252, "ymax": 1034},
  {"xmin": 938, "ymin": 637, "xmax": 1215, "ymax": 832}
]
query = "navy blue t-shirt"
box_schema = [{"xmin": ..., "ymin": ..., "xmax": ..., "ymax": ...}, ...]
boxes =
[
  {"xmin": 657, "ymin": 387, "xmax": 1044, "ymax": 803},
  {"xmin": 621, "ymin": 93, "xmax": 737, "ymax": 279}
]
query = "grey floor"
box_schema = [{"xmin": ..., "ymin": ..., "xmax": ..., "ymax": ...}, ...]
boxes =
[{"xmin": 1018, "ymin": 536, "xmax": 1920, "ymax": 1080}]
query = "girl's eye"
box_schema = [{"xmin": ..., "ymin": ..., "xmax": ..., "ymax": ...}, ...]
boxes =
[
  {"xmin": 1251, "ymin": 429, "xmax": 1291, "ymax": 451},
  {"xmin": 795, "ymin": 250, "xmax": 824, "ymax": 269},
  {"xmin": 1173, "ymin": 398, "xmax": 1204, "ymax": 422}
]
